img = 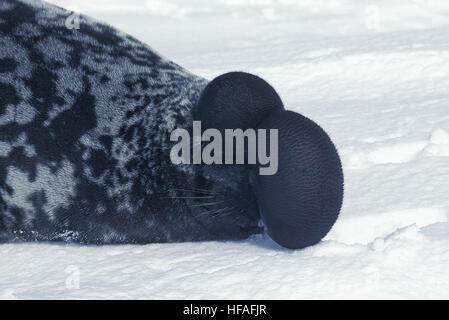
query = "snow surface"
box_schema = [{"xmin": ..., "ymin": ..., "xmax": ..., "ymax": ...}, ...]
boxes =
[{"xmin": 1, "ymin": 0, "xmax": 449, "ymax": 299}]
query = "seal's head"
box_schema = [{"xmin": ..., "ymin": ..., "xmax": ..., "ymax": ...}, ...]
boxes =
[{"xmin": 193, "ymin": 72, "xmax": 344, "ymax": 249}]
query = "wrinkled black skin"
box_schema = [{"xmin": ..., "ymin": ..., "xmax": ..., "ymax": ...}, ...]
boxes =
[{"xmin": 194, "ymin": 72, "xmax": 285, "ymax": 131}]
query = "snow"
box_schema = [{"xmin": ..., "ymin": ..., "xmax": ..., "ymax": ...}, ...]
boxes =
[{"xmin": 1, "ymin": 0, "xmax": 449, "ymax": 299}]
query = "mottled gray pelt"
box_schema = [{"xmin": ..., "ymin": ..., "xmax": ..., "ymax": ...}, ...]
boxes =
[{"xmin": 0, "ymin": 0, "xmax": 262, "ymax": 243}]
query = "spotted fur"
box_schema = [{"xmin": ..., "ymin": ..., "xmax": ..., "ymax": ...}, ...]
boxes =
[{"xmin": 0, "ymin": 0, "xmax": 262, "ymax": 243}]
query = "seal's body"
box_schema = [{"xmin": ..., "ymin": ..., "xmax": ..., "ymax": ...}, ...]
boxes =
[
  {"xmin": 0, "ymin": 0, "xmax": 262, "ymax": 243},
  {"xmin": 0, "ymin": 0, "xmax": 344, "ymax": 249}
]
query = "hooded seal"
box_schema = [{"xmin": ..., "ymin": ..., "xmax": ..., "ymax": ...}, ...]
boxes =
[{"xmin": 0, "ymin": 0, "xmax": 343, "ymax": 249}]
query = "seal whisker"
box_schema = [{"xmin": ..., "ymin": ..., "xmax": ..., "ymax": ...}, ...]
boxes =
[
  {"xmin": 161, "ymin": 196, "xmax": 215, "ymax": 199},
  {"xmin": 216, "ymin": 206, "xmax": 238, "ymax": 218},
  {"xmin": 194, "ymin": 208, "xmax": 221, "ymax": 218},
  {"xmin": 193, "ymin": 206, "xmax": 233, "ymax": 218},
  {"xmin": 189, "ymin": 200, "xmax": 231, "ymax": 207},
  {"xmin": 189, "ymin": 186, "xmax": 216, "ymax": 193},
  {"xmin": 172, "ymin": 188, "xmax": 215, "ymax": 195}
]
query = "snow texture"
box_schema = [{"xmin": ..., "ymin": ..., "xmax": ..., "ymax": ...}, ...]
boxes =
[{"xmin": 1, "ymin": 0, "xmax": 449, "ymax": 299}]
